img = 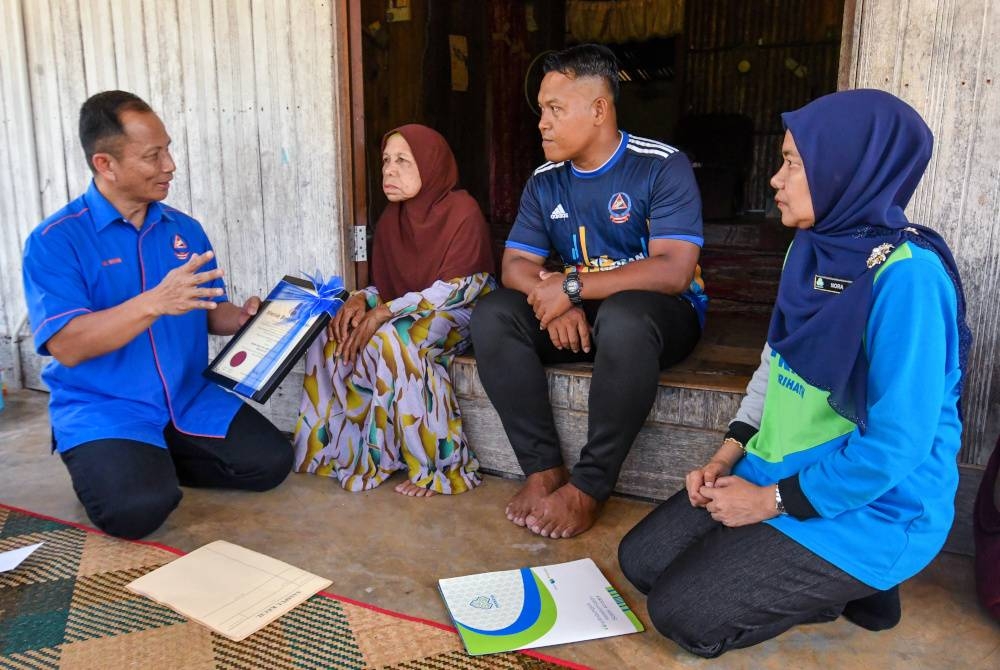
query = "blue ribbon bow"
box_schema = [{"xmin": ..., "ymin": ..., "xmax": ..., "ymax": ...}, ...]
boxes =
[{"xmin": 233, "ymin": 272, "xmax": 347, "ymax": 399}]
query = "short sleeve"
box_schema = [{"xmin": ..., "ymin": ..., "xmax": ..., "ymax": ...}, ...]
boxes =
[
  {"xmin": 505, "ymin": 177, "xmax": 551, "ymax": 258},
  {"xmin": 648, "ymin": 154, "xmax": 704, "ymax": 247},
  {"xmin": 22, "ymin": 230, "xmax": 94, "ymax": 355}
]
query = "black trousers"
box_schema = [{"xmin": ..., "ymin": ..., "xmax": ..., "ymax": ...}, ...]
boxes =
[
  {"xmin": 618, "ymin": 489, "xmax": 877, "ymax": 658},
  {"xmin": 59, "ymin": 404, "xmax": 292, "ymax": 539},
  {"xmin": 470, "ymin": 288, "xmax": 700, "ymax": 501}
]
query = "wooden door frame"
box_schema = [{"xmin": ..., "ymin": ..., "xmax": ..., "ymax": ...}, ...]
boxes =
[
  {"xmin": 837, "ymin": 0, "xmax": 861, "ymax": 90},
  {"xmin": 345, "ymin": 0, "xmax": 369, "ymax": 289}
]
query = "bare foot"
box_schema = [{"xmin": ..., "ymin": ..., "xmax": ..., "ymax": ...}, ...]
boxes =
[
  {"xmin": 394, "ymin": 480, "xmax": 437, "ymax": 498},
  {"xmin": 506, "ymin": 466, "xmax": 568, "ymax": 527},
  {"xmin": 525, "ymin": 483, "xmax": 601, "ymax": 539}
]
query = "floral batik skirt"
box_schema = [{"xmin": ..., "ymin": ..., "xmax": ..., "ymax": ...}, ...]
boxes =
[{"xmin": 292, "ymin": 307, "xmax": 480, "ymax": 494}]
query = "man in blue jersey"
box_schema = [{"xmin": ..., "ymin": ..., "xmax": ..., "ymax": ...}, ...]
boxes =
[
  {"xmin": 22, "ymin": 91, "xmax": 292, "ymax": 539},
  {"xmin": 471, "ymin": 44, "xmax": 706, "ymax": 539}
]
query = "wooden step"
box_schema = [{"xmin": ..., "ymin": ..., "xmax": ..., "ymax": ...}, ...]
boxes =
[{"xmin": 452, "ymin": 313, "xmax": 769, "ymax": 499}]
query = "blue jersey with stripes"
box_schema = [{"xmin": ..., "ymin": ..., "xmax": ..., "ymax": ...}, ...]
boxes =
[{"xmin": 506, "ymin": 131, "xmax": 707, "ymax": 326}]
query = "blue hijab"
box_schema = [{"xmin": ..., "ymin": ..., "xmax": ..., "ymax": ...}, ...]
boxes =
[{"xmin": 767, "ymin": 89, "xmax": 971, "ymax": 431}]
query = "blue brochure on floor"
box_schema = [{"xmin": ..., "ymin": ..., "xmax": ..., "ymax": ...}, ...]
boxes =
[{"xmin": 438, "ymin": 558, "xmax": 644, "ymax": 656}]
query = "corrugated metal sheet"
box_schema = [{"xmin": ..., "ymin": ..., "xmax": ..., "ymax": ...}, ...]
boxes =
[
  {"xmin": 683, "ymin": 0, "xmax": 844, "ymax": 211},
  {"xmin": 848, "ymin": 0, "xmax": 1000, "ymax": 465},
  {"xmin": 0, "ymin": 0, "xmax": 351, "ymax": 351}
]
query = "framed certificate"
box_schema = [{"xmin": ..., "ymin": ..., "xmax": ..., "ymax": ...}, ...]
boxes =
[{"xmin": 204, "ymin": 275, "xmax": 347, "ymax": 403}]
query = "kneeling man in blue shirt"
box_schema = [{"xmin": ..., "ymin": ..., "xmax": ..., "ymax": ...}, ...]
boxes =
[{"xmin": 22, "ymin": 91, "xmax": 292, "ymax": 539}]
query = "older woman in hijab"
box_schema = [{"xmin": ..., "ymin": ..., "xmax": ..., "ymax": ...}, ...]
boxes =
[
  {"xmin": 617, "ymin": 89, "xmax": 971, "ymax": 657},
  {"xmin": 292, "ymin": 124, "xmax": 495, "ymax": 497}
]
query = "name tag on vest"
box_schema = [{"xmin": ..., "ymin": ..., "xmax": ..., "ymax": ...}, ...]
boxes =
[{"xmin": 813, "ymin": 274, "xmax": 852, "ymax": 294}]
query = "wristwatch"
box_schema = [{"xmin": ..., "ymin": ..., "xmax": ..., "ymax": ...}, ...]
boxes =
[
  {"xmin": 562, "ymin": 271, "xmax": 583, "ymax": 305},
  {"xmin": 774, "ymin": 484, "xmax": 787, "ymax": 515}
]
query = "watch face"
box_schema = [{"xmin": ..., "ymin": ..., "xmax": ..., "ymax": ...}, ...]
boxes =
[{"xmin": 566, "ymin": 278, "xmax": 580, "ymax": 293}]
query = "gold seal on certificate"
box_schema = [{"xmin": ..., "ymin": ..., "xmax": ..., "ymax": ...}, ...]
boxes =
[{"xmin": 205, "ymin": 274, "xmax": 348, "ymax": 403}]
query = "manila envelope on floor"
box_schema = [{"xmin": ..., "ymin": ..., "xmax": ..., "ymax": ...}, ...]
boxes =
[{"xmin": 127, "ymin": 540, "xmax": 331, "ymax": 642}]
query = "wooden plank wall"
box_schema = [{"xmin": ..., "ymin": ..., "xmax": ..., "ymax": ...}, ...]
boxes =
[
  {"xmin": 0, "ymin": 0, "xmax": 353, "ymax": 391},
  {"xmin": 847, "ymin": 0, "xmax": 1000, "ymax": 465},
  {"xmin": 0, "ymin": 0, "xmax": 43, "ymax": 364}
]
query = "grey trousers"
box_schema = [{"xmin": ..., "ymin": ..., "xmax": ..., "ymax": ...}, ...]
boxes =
[{"xmin": 618, "ymin": 489, "xmax": 877, "ymax": 658}]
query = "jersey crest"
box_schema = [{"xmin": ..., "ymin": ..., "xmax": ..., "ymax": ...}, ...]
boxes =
[{"xmin": 608, "ymin": 192, "xmax": 632, "ymax": 224}]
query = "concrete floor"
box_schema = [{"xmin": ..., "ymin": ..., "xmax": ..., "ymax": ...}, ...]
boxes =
[{"xmin": 1, "ymin": 388, "xmax": 998, "ymax": 669}]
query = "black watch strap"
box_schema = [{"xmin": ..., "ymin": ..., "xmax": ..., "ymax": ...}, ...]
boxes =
[{"xmin": 563, "ymin": 271, "xmax": 583, "ymax": 305}]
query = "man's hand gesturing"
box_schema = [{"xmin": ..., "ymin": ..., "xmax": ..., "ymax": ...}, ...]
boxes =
[{"xmin": 149, "ymin": 251, "xmax": 225, "ymax": 315}]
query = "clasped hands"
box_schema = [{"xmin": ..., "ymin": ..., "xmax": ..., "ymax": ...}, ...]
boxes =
[
  {"xmin": 685, "ymin": 458, "xmax": 778, "ymax": 527},
  {"xmin": 528, "ymin": 270, "xmax": 591, "ymax": 353},
  {"xmin": 327, "ymin": 292, "xmax": 392, "ymax": 365}
]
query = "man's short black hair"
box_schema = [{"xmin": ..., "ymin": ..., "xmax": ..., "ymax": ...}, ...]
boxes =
[
  {"xmin": 79, "ymin": 90, "xmax": 153, "ymax": 171},
  {"xmin": 542, "ymin": 43, "xmax": 620, "ymax": 103}
]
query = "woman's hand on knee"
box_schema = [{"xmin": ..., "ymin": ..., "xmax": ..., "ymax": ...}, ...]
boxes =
[
  {"xmin": 330, "ymin": 292, "xmax": 368, "ymax": 343},
  {"xmin": 338, "ymin": 304, "xmax": 391, "ymax": 365},
  {"xmin": 685, "ymin": 459, "xmax": 730, "ymax": 507}
]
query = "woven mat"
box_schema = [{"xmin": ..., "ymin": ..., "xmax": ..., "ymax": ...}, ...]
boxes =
[{"xmin": 0, "ymin": 505, "xmax": 585, "ymax": 669}]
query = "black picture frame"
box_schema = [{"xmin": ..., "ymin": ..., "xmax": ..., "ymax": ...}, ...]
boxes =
[{"xmin": 203, "ymin": 275, "xmax": 346, "ymax": 404}]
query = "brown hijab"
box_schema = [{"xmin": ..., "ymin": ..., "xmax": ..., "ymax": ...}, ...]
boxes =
[{"xmin": 371, "ymin": 124, "xmax": 494, "ymax": 301}]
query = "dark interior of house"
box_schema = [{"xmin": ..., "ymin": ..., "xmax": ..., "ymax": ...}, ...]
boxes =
[{"xmin": 359, "ymin": 0, "xmax": 845, "ymax": 324}]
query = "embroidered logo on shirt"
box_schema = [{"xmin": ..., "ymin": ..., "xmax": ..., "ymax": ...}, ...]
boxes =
[
  {"xmin": 100, "ymin": 257, "xmax": 123, "ymax": 267},
  {"xmin": 172, "ymin": 234, "xmax": 190, "ymax": 260},
  {"xmin": 550, "ymin": 203, "xmax": 569, "ymax": 220},
  {"xmin": 813, "ymin": 274, "xmax": 852, "ymax": 294},
  {"xmin": 608, "ymin": 192, "xmax": 632, "ymax": 224}
]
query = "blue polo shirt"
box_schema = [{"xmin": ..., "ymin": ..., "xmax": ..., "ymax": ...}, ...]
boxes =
[{"xmin": 22, "ymin": 181, "xmax": 243, "ymax": 452}]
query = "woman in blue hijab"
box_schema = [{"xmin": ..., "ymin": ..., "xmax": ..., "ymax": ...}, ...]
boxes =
[{"xmin": 617, "ymin": 89, "xmax": 970, "ymax": 658}]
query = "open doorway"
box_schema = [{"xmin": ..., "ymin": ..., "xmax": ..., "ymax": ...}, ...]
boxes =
[{"xmin": 355, "ymin": 0, "xmax": 846, "ymax": 323}]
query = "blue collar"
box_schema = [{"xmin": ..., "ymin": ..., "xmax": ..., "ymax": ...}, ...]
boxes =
[
  {"xmin": 570, "ymin": 131, "xmax": 628, "ymax": 179},
  {"xmin": 83, "ymin": 180, "xmax": 170, "ymax": 232}
]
